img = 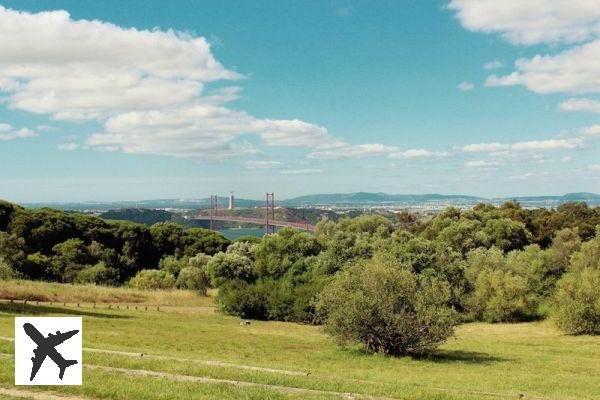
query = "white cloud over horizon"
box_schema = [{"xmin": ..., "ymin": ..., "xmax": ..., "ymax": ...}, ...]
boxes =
[{"xmin": 0, "ymin": 5, "xmax": 340, "ymax": 160}]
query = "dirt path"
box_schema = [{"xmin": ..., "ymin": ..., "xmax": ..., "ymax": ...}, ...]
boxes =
[
  {"xmin": 0, "ymin": 388, "xmax": 91, "ymax": 400},
  {"xmin": 85, "ymin": 364, "xmax": 395, "ymax": 400},
  {"xmin": 0, "ymin": 336, "xmax": 308, "ymax": 377}
]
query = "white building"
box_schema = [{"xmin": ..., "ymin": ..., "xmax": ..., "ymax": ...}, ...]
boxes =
[{"xmin": 228, "ymin": 191, "xmax": 234, "ymax": 210}]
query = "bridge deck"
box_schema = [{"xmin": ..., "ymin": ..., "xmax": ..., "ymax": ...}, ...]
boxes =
[{"xmin": 190, "ymin": 215, "xmax": 316, "ymax": 232}]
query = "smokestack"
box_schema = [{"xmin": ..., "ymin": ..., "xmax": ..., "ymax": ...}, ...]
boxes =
[{"xmin": 228, "ymin": 191, "xmax": 234, "ymax": 210}]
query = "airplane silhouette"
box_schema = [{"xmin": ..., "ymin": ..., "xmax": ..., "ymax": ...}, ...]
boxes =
[{"xmin": 23, "ymin": 323, "xmax": 79, "ymax": 381}]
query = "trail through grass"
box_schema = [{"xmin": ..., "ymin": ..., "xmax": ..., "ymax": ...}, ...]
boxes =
[{"xmin": 0, "ymin": 283, "xmax": 599, "ymax": 399}]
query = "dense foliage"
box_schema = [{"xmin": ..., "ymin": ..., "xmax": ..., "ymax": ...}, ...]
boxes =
[
  {"xmin": 1, "ymin": 198, "xmax": 600, "ymax": 355},
  {"xmin": 0, "ymin": 201, "xmax": 229, "ymax": 284}
]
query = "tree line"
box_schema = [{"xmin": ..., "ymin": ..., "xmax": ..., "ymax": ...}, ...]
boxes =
[{"xmin": 1, "ymin": 199, "xmax": 600, "ymax": 356}]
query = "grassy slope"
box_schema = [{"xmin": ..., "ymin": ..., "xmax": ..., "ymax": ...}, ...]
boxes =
[{"xmin": 0, "ymin": 289, "xmax": 598, "ymax": 400}]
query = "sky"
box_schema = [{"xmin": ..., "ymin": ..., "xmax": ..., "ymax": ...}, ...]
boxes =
[{"xmin": 0, "ymin": 0, "xmax": 599, "ymax": 202}]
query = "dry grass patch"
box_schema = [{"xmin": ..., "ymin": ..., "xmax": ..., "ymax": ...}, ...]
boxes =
[{"xmin": 0, "ymin": 280, "xmax": 215, "ymax": 307}]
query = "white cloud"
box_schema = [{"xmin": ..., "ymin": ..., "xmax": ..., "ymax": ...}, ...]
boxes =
[
  {"xmin": 388, "ymin": 149, "xmax": 449, "ymax": 159},
  {"xmin": 486, "ymin": 40, "xmax": 600, "ymax": 94},
  {"xmin": 483, "ymin": 60, "xmax": 503, "ymax": 70},
  {"xmin": 560, "ymin": 98, "xmax": 600, "ymax": 114},
  {"xmin": 581, "ymin": 124, "xmax": 600, "ymax": 137},
  {"xmin": 87, "ymin": 104, "xmax": 334, "ymax": 159},
  {"xmin": 245, "ymin": 160, "xmax": 282, "ymax": 170},
  {"xmin": 511, "ymin": 138, "xmax": 581, "ymax": 151},
  {"xmin": 457, "ymin": 81, "xmax": 474, "ymax": 91},
  {"xmin": 448, "ymin": 0, "xmax": 600, "ymax": 45},
  {"xmin": 561, "ymin": 156, "xmax": 573, "ymax": 162},
  {"xmin": 589, "ymin": 164, "xmax": 600, "ymax": 172},
  {"xmin": 462, "ymin": 142, "xmax": 509, "ymax": 153},
  {"xmin": 462, "ymin": 138, "xmax": 583, "ymax": 154},
  {"xmin": 335, "ymin": 6, "xmax": 353, "ymax": 17},
  {"xmin": 0, "ymin": 5, "xmax": 345, "ymax": 160},
  {"xmin": 0, "ymin": 126, "xmax": 36, "ymax": 141},
  {"xmin": 280, "ymin": 169, "xmax": 322, "ymax": 175},
  {"xmin": 0, "ymin": 5, "xmax": 241, "ymax": 121},
  {"xmin": 307, "ymin": 143, "xmax": 399, "ymax": 160},
  {"xmin": 57, "ymin": 142, "xmax": 78, "ymax": 151},
  {"xmin": 465, "ymin": 160, "xmax": 500, "ymax": 168}
]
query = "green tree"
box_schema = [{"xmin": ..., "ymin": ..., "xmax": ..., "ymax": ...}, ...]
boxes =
[
  {"xmin": 129, "ymin": 269, "xmax": 176, "ymax": 290},
  {"xmin": 316, "ymin": 256, "xmax": 456, "ymax": 356},
  {"xmin": 207, "ymin": 252, "xmax": 254, "ymax": 286},
  {"xmin": 553, "ymin": 268, "xmax": 600, "ymax": 335}
]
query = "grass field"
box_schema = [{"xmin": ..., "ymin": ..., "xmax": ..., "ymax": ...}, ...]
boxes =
[{"xmin": 0, "ymin": 282, "xmax": 599, "ymax": 400}]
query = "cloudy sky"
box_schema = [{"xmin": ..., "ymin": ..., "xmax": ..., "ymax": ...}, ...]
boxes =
[{"xmin": 0, "ymin": 0, "xmax": 599, "ymax": 202}]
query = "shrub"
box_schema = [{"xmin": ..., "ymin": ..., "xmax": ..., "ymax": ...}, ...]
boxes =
[
  {"xmin": 207, "ymin": 252, "xmax": 254, "ymax": 286},
  {"xmin": 465, "ymin": 247, "xmax": 539, "ymax": 322},
  {"xmin": 75, "ymin": 262, "xmax": 119, "ymax": 285},
  {"xmin": 218, "ymin": 279, "xmax": 268, "ymax": 319},
  {"xmin": 468, "ymin": 269, "xmax": 536, "ymax": 322},
  {"xmin": 0, "ymin": 256, "xmax": 16, "ymax": 280},
  {"xmin": 187, "ymin": 253, "xmax": 212, "ymax": 269},
  {"xmin": 177, "ymin": 267, "xmax": 210, "ymax": 294},
  {"xmin": 553, "ymin": 268, "xmax": 600, "ymax": 335},
  {"xmin": 129, "ymin": 269, "xmax": 176, "ymax": 290},
  {"xmin": 159, "ymin": 255, "xmax": 188, "ymax": 276},
  {"xmin": 316, "ymin": 257, "xmax": 456, "ymax": 356}
]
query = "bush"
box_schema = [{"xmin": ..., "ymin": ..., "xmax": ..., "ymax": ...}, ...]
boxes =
[
  {"xmin": 75, "ymin": 262, "xmax": 119, "ymax": 285},
  {"xmin": 129, "ymin": 269, "xmax": 176, "ymax": 290},
  {"xmin": 177, "ymin": 267, "xmax": 210, "ymax": 294},
  {"xmin": 553, "ymin": 268, "xmax": 600, "ymax": 335},
  {"xmin": 468, "ymin": 269, "xmax": 536, "ymax": 322},
  {"xmin": 316, "ymin": 257, "xmax": 456, "ymax": 356},
  {"xmin": 207, "ymin": 252, "xmax": 254, "ymax": 286},
  {"xmin": 0, "ymin": 256, "xmax": 16, "ymax": 280},
  {"xmin": 465, "ymin": 247, "xmax": 539, "ymax": 322},
  {"xmin": 218, "ymin": 279, "xmax": 269, "ymax": 319},
  {"xmin": 159, "ymin": 255, "xmax": 188, "ymax": 276}
]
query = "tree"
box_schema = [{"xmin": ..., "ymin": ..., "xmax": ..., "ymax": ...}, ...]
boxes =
[
  {"xmin": 316, "ymin": 256, "xmax": 456, "ymax": 356},
  {"xmin": 468, "ymin": 269, "xmax": 536, "ymax": 322},
  {"xmin": 207, "ymin": 252, "xmax": 254, "ymax": 286},
  {"xmin": 177, "ymin": 267, "xmax": 210, "ymax": 294},
  {"xmin": 254, "ymin": 228, "xmax": 321, "ymax": 279},
  {"xmin": 129, "ymin": 269, "xmax": 176, "ymax": 290},
  {"xmin": 553, "ymin": 268, "xmax": 600, "ymax": 335},
  {"xmin": 0, "ymin": 256, "xmax": 16, "ymax": 280},
  {"xmin": 75, "ymin": 262, "xmax": 119, "ymax": 285}
]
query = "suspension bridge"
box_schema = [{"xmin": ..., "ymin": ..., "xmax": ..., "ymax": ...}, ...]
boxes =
[{"xmin": 188, "ymin": 193, "xmax": 316, "ymax": 233}]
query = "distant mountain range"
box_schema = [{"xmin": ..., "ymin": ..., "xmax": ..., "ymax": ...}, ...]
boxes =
[
  {"xmin": 282, "ymin": 192, "xmax": 485, "ymax": 206},
  {"xmin": 22, "ymin": 192, "xmax": 600, "ymax": 211}
]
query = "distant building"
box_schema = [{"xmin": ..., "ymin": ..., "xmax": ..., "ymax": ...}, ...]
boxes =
[{"xmin": 228, "ymin": 191, "xmax": 234, "ymax": 210}]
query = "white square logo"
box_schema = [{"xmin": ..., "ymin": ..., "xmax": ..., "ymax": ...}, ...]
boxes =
[{"xmin": 14, "ymin": 317, "xmax": 82, "ymax": 385}]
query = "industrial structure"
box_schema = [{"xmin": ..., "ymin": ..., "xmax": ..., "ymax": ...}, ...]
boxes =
[
  {"xmin": 228, "ymin": 191, "xmax": 234, "ymax": 210},
  {"xmin": 191, "ymin": 192, "xmax": 315, "ymax": 233}
]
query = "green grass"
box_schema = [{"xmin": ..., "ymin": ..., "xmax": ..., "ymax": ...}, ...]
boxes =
[{"xmin": 0, "ymin": 290, "xmax": 599, "ymax": 399}]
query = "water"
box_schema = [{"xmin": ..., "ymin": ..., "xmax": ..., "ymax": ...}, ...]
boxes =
[{"xmin": 218, "ymin": 227, "xmax": 265, "ymax": 240}]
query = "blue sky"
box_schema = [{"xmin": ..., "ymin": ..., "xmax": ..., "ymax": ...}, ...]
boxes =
[{"xmin": 0, "ymin": 0, "xmax": 598, "ymax": 202}]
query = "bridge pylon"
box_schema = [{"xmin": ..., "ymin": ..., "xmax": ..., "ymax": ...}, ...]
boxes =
[{"xmin": 265, "ymin": 193, "xmax": 275, "ymax": 234}]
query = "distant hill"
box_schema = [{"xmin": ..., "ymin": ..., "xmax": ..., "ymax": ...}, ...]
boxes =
[
  {"xmin": 283, "ymin": 192, "xmax": 485, "ymax": 206},
  {"xmin": 22, "ymin": 192, "xmax": 600, "ymax": 212},
  {"xmin": 99, "ymin": 208, "xmax": 192, "ymax": 227},
  {"xmin": 25, "ymin": 197, "xmax": 264, "ymax": 212},
  {"xmin": 503, "ymin": 192, "xmax": 600, "ymax": 203}
]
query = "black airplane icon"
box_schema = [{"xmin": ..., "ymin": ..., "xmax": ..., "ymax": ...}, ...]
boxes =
[{"xmin": 23, "ymin": 323, "xmax": 79, "ymax": 381}]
